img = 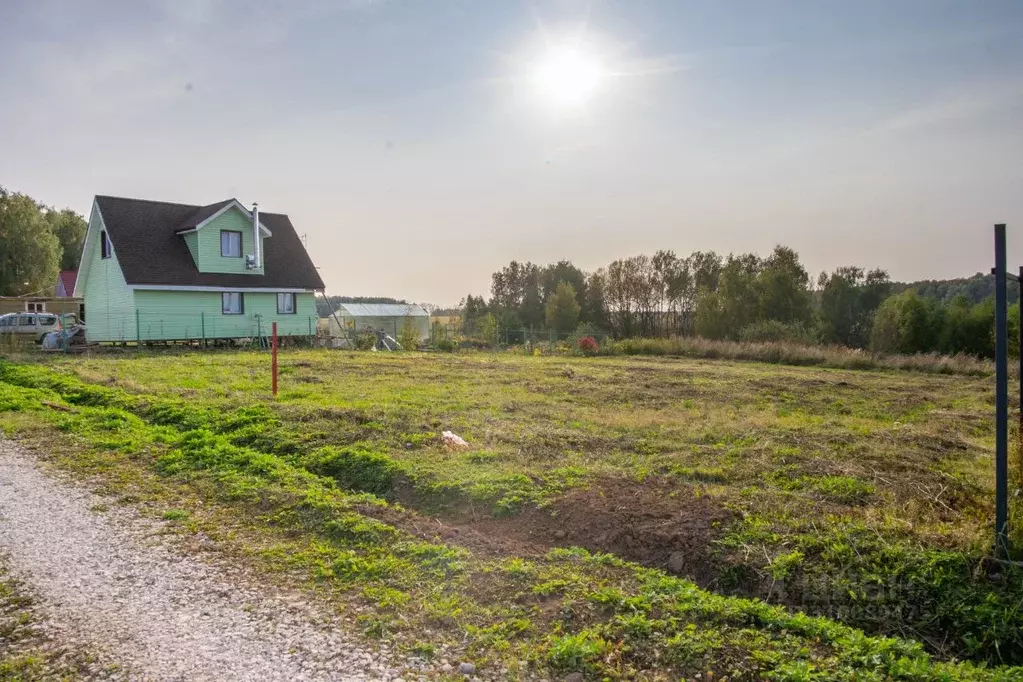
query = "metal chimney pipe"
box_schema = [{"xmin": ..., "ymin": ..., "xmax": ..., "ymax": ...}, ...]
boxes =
[{"xmin": 252, "ymin": 202, "xmax": 260, "ymax": 269}]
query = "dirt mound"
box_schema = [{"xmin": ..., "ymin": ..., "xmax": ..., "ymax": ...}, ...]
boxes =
[
  {"xmin": 470, "ymin": 478, "xmax": 733, "ymax": 585},
  {"xmin": 362, "ymin": 477, "xmax": 733, "ymax": 586}
]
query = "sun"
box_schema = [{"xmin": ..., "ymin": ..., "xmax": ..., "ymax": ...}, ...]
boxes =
[{"xmin": 532, "ymin": 46, "xmax": 603, "ymax": 108}]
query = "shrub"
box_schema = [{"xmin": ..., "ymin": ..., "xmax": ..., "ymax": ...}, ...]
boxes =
[
  {"xmin": 577, "ymin": 336, "xmax": 600, "ymax": 356},
  {"xmin": 355, "ymin": 332, "xmax": 376, "ymax": 351},
  {"xmin": 434, "ymin": 338, "xmax": 457, "ymax": 353},
  {"xmin": 398, "ymin": 316, "xmax": 422, "ymax": 351}
]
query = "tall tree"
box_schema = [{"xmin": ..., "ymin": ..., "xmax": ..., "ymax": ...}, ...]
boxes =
[
  {"xmin": 689, "ymin": 251, "xmax": 723, "ymax": 293},
  {"xmin": 717, "ymin": 253, "xmax": 762, "ymax": 336},
  {"xmin": 545, "ymin": 282, "xmax": 581, "ymax": 334},
  {"xmin": 460, "ymin": 294, "xmax": 488, "ymax": 335},
  {"xmin": 540, "ymin": 260, "xmax": 586, "ymax": 306},
  {"xmin": 756, "ymin": 245, "xmax": 812, "ymax": 325},
  {"xmin": 46, "ymin": 208, "xmax": 87, "ymax": 271},
  {"xmin": 819, "ymin": 267, "xmax": 891, "ymax": 347},
  {"xmin": 583, "ymin": 269, "xmax": 609, "ymax": 330},
  {"xmin": 490, "ymin": 260, "xmax": 543, "ymax": 329},
  {"xmin": 0, "ymin": 187, "xmax": 60, "ymax": 296}
]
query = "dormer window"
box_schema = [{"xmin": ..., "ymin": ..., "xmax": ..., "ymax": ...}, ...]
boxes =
[{"xmin": 221, "ymin": 230, "xmax": 242, "ymax": 258}]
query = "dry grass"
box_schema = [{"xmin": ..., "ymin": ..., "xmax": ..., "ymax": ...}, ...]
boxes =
[{"xmin": 610, "ymin": 336, "xmax": 995, "ymax": 376}]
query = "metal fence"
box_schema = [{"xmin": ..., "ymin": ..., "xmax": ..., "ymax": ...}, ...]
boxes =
[{"xmin": 84, "ymin": 309, "xmax": 320, "ymax": 348}]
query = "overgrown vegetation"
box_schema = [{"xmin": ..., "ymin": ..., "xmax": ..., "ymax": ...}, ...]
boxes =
[
  {"xmin": 453, "ymin": 249, "xmax": 1019, "ymax": 361},
  {"xmin": 1, "ymin": 351, "xmax": 1022, "ymax": 679},
  {"xmin": 608, "ymin": 336, "xmax": 994, "ymax": 375}
]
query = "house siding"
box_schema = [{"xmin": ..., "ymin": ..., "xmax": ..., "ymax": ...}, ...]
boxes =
[
  {"xmin": 183, "ymin": 231, "xmax": 200, "ymax": 263},
  {"xmin": 133, "ymin": 291, "xmax": 316, "ymax": 341},
  {"xmin": 81, "ymin": 206, "xmax": 136, "ymax": 342},
  {"xmin": 195, "ymin": 207, "xmax": 266, "ymax": 275}
]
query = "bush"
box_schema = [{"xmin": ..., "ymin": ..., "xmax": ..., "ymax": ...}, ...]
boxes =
[
  {"xmin": 355, "ymin": 332, "xmax": 376, "ymax": 351},
  {"xmin": 434, "ymin": 338, "xmax": 457, "ymax": 353},
  {"xmin": 577, "ymin": 336, "xmax": 600, "ymax": 355},
  {"xmin": 398, "ymin": 316, "xmax": 421, "ymax": 351}
]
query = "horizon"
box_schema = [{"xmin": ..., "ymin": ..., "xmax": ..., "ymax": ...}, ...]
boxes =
[{"xmin": 3, "ymin": 0, "xmax": 1023, "ymax": 305}]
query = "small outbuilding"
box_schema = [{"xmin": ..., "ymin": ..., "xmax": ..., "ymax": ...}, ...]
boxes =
[{"xmin": 327, "ymin": 303, "xmax": 430, "ymax": 340}]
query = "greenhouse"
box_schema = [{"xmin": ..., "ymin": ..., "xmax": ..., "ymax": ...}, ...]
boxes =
[{"xmin": 327, "ymin": 302, "xmax": 430, "ymax": 341}]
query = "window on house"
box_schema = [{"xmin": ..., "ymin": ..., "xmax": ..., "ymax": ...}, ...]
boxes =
[
  {"xmin": 100, "ymin": 230, "xmax": 111, "ymax": 259},
  {"xmin": 277, "ymin": 293, "xmax": 296, "ymax": 314},
  {"xmin": 25, "ymin": 302, "xmax": 44, "ymax": 312},
  {"xmin": 222, "ymin": 292, "xmax": 244, "ymax": 315},
  {"xmin": 221, "ymin": 230, "xmax": 242, "ymax": 258}
]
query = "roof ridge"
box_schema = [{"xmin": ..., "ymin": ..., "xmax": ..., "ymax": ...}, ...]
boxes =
[{"xmin": 96, "ymin": 195, "xmax": 202, "ymax": 210}]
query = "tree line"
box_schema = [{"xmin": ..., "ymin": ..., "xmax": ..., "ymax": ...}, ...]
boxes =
[
  {"xmin": 0, "ymin": 186, "xmax": 87, "ymax": 296},
  {"xmin": 460, "ymin": 247, "xmax": 1015, "ymax": 358}
]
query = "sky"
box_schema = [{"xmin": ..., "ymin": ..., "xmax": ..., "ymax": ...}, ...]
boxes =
[{"xmin": 2, "ymin": 0, "xmax": 1023, "ymax": 305}]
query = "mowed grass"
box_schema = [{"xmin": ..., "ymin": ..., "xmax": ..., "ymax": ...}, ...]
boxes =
[{"xmin": 2, "ymin": 350, "xmax": 1022, "ymax": 680}]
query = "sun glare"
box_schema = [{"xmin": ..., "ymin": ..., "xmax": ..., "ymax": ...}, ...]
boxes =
[{"xmin": 533, "ymin": 46, "xmax": 603, "ymax": 108}]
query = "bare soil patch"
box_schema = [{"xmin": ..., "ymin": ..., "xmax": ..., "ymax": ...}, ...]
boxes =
[{"xmin": 374, "ymin": 476, "xmax": 734, "ymax": 586}]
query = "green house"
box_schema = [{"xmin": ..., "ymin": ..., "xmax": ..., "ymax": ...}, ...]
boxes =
[{"xmin": 75, "ymin": 195, "xmax": 324, "ymax": 343}]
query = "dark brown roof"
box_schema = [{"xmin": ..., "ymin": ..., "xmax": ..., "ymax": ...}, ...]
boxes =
[
  {"xmin": 175, "ymin": 198, "xmax": 236, "ymax": 233},
  {"xmin": 94, "ymin": 196, "xmax": 324, "ymax": 290}
]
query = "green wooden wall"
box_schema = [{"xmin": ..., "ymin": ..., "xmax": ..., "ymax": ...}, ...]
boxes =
[
  {"xmin": 81, "ymin": 206, "xmax": 137, "ymax": 342},
  {"xmin": 194, "ymin": 207, "xmax": 266, "ymax": 275},
  {"xmin": 133, "ymin": 291, "xmax": 316, "ymax": 341}
]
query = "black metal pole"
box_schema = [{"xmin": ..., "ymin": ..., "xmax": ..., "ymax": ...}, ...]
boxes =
[{"xmin": 995, "ymin": 224, "xmax": 1009, "ymax": 557}]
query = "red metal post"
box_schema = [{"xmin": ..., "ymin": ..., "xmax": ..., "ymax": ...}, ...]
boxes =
[{"xmin": 271, "ymin": 322, "xmax": 278, "ymax": 398}]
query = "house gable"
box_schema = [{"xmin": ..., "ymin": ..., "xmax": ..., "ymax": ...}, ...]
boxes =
[
  {"xmin": 190, "ymin": 205, "xmax": 267, "ymax": 276},
  {"xmin": 78, "ymin": 201, "xmax": 136, "ymax": 341}
]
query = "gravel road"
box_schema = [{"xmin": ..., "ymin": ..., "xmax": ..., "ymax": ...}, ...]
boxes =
[{"xmin": 0, "ymin": 438, "xmax": 423, "ymax": 681}]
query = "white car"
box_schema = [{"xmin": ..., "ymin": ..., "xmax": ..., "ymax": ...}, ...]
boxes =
[{"xmin": 0, "ymin": 312, "xmax": 64, "ymax": 343}]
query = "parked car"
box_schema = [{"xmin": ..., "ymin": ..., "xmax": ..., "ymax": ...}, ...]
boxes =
[{"xmin": 0, "ymin": 312, "xmax": 65, "ymax": 343}]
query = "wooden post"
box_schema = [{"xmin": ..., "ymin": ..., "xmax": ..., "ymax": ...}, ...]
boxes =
[
  {"xmin": 201, "ymin": 311, "xmax": 206, "ymax": 348},
  {"xmin": 135, "ymin": 309, "xmax": 141, "ymax": 352},
  {"xmin": 271, "ymin": 321, "xmax": 278, "ymax": 398}
]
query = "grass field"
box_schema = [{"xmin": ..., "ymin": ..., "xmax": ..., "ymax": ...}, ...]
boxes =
[{"xmin": 1, "ymin": 349, "xmax": 1022, "ymax": 680}]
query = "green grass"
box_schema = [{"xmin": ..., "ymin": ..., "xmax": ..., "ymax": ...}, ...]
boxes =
[{"xmin": 1, "ymin": 351, "xmax": 1022, "ymax": 680}]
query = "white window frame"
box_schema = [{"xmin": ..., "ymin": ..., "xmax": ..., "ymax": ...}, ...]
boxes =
[
  {"xmin": 222, "ymin": 292, "xmax": 244, "ymax": 315},
  {"xmin": 277, "ymin": 292, "xmax": 296, "ymax": 315},
  {"xmin": 25, "ymin": 302, "xmax": 45, "ymax": 312},
  {"xmin": 221, "ymin": 230, "xmax": 242, "ymax": 258}
]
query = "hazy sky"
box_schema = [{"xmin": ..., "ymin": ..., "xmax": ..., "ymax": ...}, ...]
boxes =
[{"xmin": 3, "ymin": 0, "xmax": 1023, "ymax": 305}]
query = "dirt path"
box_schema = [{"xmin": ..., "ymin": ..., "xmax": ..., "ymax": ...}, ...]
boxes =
[{"xmin": 0, "ymin": 439, "xmax": 421, "ymax": 682}]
